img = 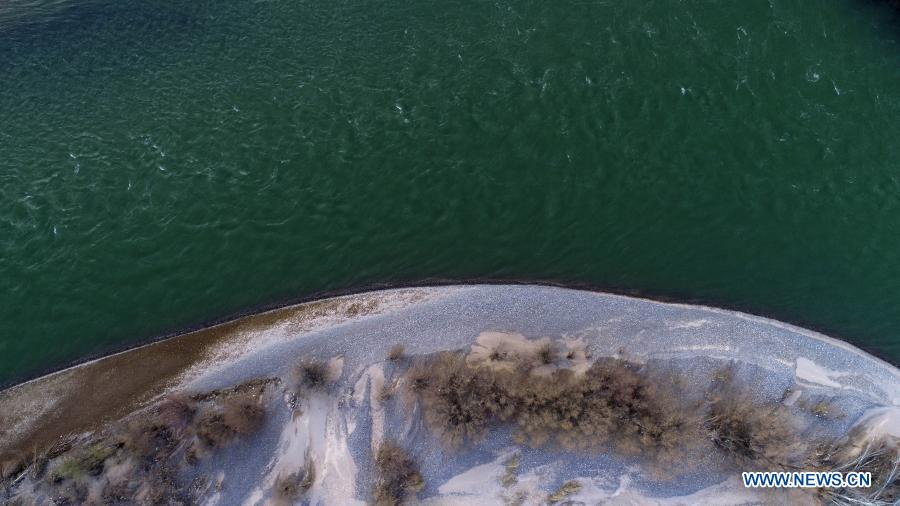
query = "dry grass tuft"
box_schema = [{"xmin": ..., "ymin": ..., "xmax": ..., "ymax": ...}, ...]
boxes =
[
  {"xmin": 548, "ymin": 480, "xmax": 582, "ymax": 503},
  {"xmin": 405, "ymin": 360, "xmax": 433, "ymax": 393},
  {"xmin": 388, "ymin": 344, "xmax": 406, "ymax": 361},
  {"xmin": 500, "ymin": 454, "xmax": 519, "ymax": 488},
  {"xmin": 378, "ymin": 378, "xmax": 400, "ymax": 403},
  {"xmin": 536, "ymin": 343, "xmax": 556, "ymax": 365},
  {"xmin": 373, "ymin": 441, "xmax": 425, "ymax": 506}
]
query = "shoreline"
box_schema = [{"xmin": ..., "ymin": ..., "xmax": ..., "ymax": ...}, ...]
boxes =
[
  {"xmin": 0, "ymin": 288, "xmax": 435, "ymax": 462},
  {"xmin": 4, "ymin": 278, "xmax": 899, "ymax": 393},
  {"xmin": 2, "ymin": 284, "xmax": 898, "ymax": 504}
]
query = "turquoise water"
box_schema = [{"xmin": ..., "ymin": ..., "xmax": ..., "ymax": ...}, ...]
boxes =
[{"xmin": 2, "ymin": 0, "xmax": 900, "ymax": 385}]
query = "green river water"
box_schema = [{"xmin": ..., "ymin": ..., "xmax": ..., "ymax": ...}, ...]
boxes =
[{"xmin": 3, "ymin": 0, "xmax": 900, "ymax": 386}]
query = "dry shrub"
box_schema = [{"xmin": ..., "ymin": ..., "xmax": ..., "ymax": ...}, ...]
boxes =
[
  {"xmin": 408, "ymin": 351, "xmax": 509, "ymax": 448},
  {"xmin": 299, "ymin": 459, "xmax": 316, "ymax": 492},
  {"xmin": 536, "ymin": 342, "xmax": 556, "ymax": 365},
  {"xmin": 188, "ymin": 475, "xmax": 212, "ymax": 502},
  {"xmin": 373, "ymin": 442, "xmax": 424, "ymax": 506},
  {"xmin": 195, "ymin": 411, "xmax": 233, "ymax": 450},
  {"xmin": 222, "ymin": 394, "xmax": 266, "ymax": 436},
  {"xmin": 405, "ymin": 349, "xmax": 702, "ymax": 468},
  {"xmin": 405, "ymin": 359, "xmax": 433, "ymax": 394},
  {"xmin": 294, "ymin": 359, "xmax": 330, "ymax": 392},
  {"xmin": 183, "ymin": 384, "xmax": 274, "ymax": 462},
  {"xmin": 273, "ymin": 473, "xmax": 302, "ymax": 503},
  {"xmin": 388, "ymin": 344, "xmax": 406, "ymax": 361},
  {"xmin": 510, "ymin": 359, "xmax": 703, "ymax": 468},
  {"xmin": 132, "ymin": 468, "xmax": 187, "ymax": 505},
  {"xmin": 101, "ymin": 478, "xmax": 135, "ymax": 504},
  {"xmin": 155, "ymin": 394, "xmax": 197, "ymax": 429},
  {"xmin": 705, "ymin": 370, "xmax": 803, "ymax": 470},
  {"xmin": 400, "ymin": 358, "xmax": 435, "ymax": 412},
  {"xmin": 50, "ymin": 479, "xmax": 89, "ymax": 504},
  {"xmin": 808, "ymin": 429, "xmax": 899, "ymax": 505},
  {"xmin": 118, "ymin": 419, "xmax": 177, "ymax": 460},
  {"xmin": 489, "ymin": 346, "xmax": 509, "ymax": 362},
  {"xmin": 118, "ymin": 389, "xmax": 260, "ymax": 461},
  {"xmin": 187, "ymin": 385, "xmax": 271, "ymax": 459}
]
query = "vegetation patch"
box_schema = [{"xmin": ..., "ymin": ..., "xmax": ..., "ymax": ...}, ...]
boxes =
[
  {"xmin": 294, "ymin": 359, "xmax": 331, "ymax": 392},
  {"xmin": 2, "ymin": 378, "xmax": 274, "ymax": 505},
  {"xmin": 548, "ymin": 480, "xmax": 582, "ymax": 503},
  {"xmin": 404, "ymin": 348, "xmax": 703, "ymax": 469},
  {"xmin": 388, "ymin": 344, "xmax": 405, "ymax": 361},
  {"xmin": 809, "ymin": 428, "xmax": 900, "ymax": 505},
  {"xmin": 222, "ymin": 393, "xmax": 267, "ymax": 436},
  {"xmin": 705, "ymin": 370, "xmax": 804, "ymax": 470},
  {"xmin": 373, "ymin": 441, "xmax": 425, "ymax": 506},
  {"xmin": 500, "ymin": 454, "xmax": 519, "ymax": 488},
  {"xmin": 402, "ymin": 334, "xmax": 900, "ymax": 491}
]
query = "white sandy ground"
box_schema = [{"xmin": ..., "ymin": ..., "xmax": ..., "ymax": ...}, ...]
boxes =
[
  {"xmin": 173, "ymin": 288, "xmax": 450, "ymax": 392},
  {"xmin": 655, "ymin": 299, "xmax": 900, "ymax": 405},
  {"xmin": 419, "ymin": 451, "xmax": 778, "ymax": 506},
  {"xmin": 235, "ymin": 391, "xmax": 363, "ymax": 506},
  {"xmin": 238, "ymin": 357, "xmax": 359, "ymax": 506},
  {"xmin": 796, "ymin": 357, "xmax": 851, "ymax": 389}
]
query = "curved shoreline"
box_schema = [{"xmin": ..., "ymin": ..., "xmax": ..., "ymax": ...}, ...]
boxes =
[
  {"xmin": 3, "ymin": 284, "xmax": 898, "ymax": 504},
  {"xmin": 4, "ymin": 278, "xmax": 899, "ymax": 392},
  {"xmin": 0, "ymin": 287, "xmax": 440, "ymax": 462},
  {"xmin": 0, "ymin": 283, "xmax": 900, "ymax": 460}
]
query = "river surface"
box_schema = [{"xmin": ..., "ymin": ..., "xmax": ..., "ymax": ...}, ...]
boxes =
[{"xmin": 2, "ymin": 0, "xmax": 900, "ymax": 385}]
